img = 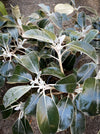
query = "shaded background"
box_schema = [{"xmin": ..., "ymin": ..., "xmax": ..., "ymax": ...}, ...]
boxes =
[
  {"xmin": 1, "ymin": 0, "xmax": 100, "ymax": 16},
  {"xmin": 0, "ymin": 0, "xmax": 100, "ymax": 134}
]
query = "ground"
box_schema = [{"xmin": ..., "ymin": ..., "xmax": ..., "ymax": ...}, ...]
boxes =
[{"xmin": 0, "ymin": 0, "xmax": 100, "ymax": 134}]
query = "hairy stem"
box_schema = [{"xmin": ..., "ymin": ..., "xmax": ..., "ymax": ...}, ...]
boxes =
[{"xmin": 58, "ymin": 51, "xmax": 64, "ymax": 74}]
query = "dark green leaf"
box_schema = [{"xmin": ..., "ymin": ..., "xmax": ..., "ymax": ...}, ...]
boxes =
[
  {"xmin": 36, "ymin": 10, "xmax": 46, "ymax": 18},
  {"xmin": 24, "ymin": 93, "xmax": 40, "ymax": 116},
  {"xmin": 77, "ymin": 62, "xmax": 96, "ymax": 84},
  {"xmin": 3, "ymin": 85, "xmax": 31, "ymax": 108},
  {"xmin": 62, "ymin": 54, "xmax": 76, "ymax": 71},
  {"xmin": 21, "ymin": 118, "xmax": 33, "ymax": 134},
  {"xmin": 36, "ymin": 95, "xmax": 59, "ymax": 134},
  {"xmin": 42, "ymin": 67, "xmax": 65, "ymax": 79},
  {"xmin": 70, "ymin": 109, "xmax": 85, "ymax": 134},
  {"xmin": 37, "ymin": 18, "xmax": 49, "ymax": 28},
  {"xmin": 12, "ymin": 119, "xmax": 25, "ymax": 134},
  {"xmin": 0, "ymin": 61, "xmax": 15, "ymax": 77},
  {"xmin": 19, "ymin": 51, "xmax": 39, "ymax": 74},
  {"xmin": 51, "ymin": 94, "xmax": 59, "ymax": 105},
  {"xmin": 12, "ymin": 117, "xmax": 33, "ymax": 134},
  {"xmin": 22, "ymin": 24, "xmax": 38, "ymax": 32},
  {"xmin": 0, "ymin": 75, "xmax": 5, "ymax": 88},
  {"xmin": 57, "ymin": 97, "xmax": 74, "ymax": 131},
  {"xmin": 55, "ymin": 74, "xmax": 77, "ymax": 93},
  {"xmin": 69, "ymin": 41, "xmax": 97, "ymax": 62},
  {"xmin": 7, "ymin": 64, "xmax": 32, "ymax": 84},
  {"xmin": 0, "ymin": 105, "xmax": 12, "ymax": 119},
  {"xmin": 79, "ymin": 78, "xmax": 100, "ymax": 116},
  {"xmin": 1, "ymin": 21, "xmax": 16, "ymax": 28}
]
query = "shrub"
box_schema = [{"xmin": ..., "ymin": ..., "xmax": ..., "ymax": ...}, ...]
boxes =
[{"xmin": 0, "ymin": 0, "xmax": 100, "ymax": 134}]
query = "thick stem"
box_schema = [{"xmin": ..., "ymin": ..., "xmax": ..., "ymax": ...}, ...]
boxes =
[
  {"xmin": 96, "ymin": 49, "xmax": 100, "ymax": 114},
  {"xmin": 52, "ymin": 45, "xmax": 64, "ymax": 74},
  {"xmin": 58, "ymin": 52, "xmax": 64, "ymax": 74}
]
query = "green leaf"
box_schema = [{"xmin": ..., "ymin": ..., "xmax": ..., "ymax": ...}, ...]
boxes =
[
  {"xmin": 62, "ymin": 53, "xmax": 76, "ymax": 70},
  {"xmin": 51, "ymin": 94, "xmax": 59, "ymax": 105},
  {"xmin": 4, "ymin": 15, "xmax": 16, "ymax": 23},
  {"xmin": 69, "ymin": 41, "xmax": 97, "ymax": 62},
  {"xmin": 57, "ymin": 97, "xmax": 74, "ymax": 131},
  {"xmin": 3, "ymin": 85, "xmax": 31, "ymax": 108},
  {"xmin": 79, "ymin": 6, "xmax": 97, "ymax": 15},
  {"xmin": 37, "ymin": 18, "xmax": 49, "ymax": 28},
  {"xmin": 21, "ymin": 118, "xmax": 33, "ymax": 134},
  {"xmin": 77, "ymin": 62, "xmax": 96, "ymax": 84},
  {"xmin": 12, "ymin": 119, "xmax": 25, "ymax": 134},
  {"xmin": 38, "ymin": 4, "xmax": 50, "ymax": 15},
  {"xmin": 45, "ymin": 23, "xmax": 54, "ymax": 33},
  {"xmin": 19, "ymin": 51, "xmax": 39, "ymax": 74},
  {"xmin": 7, "ymin": 64, "xmax": 32, "ymax": 84},
  {"xmin": 50, "ymin": 12, "xmax": 63, "ymax": 28},
  {"xmin": 55, "ymin": 74, "xmax": 77, "ymax": 93},
  {"xmin": 0, "ymin": 1, "xmax": 8, "ymax": 15},
  {"xmin": 22, "ymin": 24, "xmax": 38, "ymax": 32},
  {"xmin": 7, "ymin": 28, "xmax": 19, "ymax": 42},
  {"xmin": 0, "ymin": 16, "xmax": 11, "ymax": 24},
  {"xmin": 43, "ymin": 29, "xmax": 56, "ymax": 41},
  {"xmin": 73, "ymin": 94, "xmax": 80, "ymax": 110},
  {"xmin": 13, "ymin": 118, "xmax": 33, "ymax": 134},
  {"xmin": 0, "ymin": 18, "xmax": 6, "ymax": 27},
  {"xmin": 79, "ymin": 78, "xmax": 100, "ymax": 116},
  {"xmin": 0, "ymin": 105, "xmax": 12, "ymax": 119},
  {"xmin": 0, "ymin": 33, "xmax": 10, "ymax": 48},
  {"xmin": 69, "ymin": 31, "xmax": 81, "ymax": 40},
  {"xmin": 83, "ymin": 29, "xmax": 99, "ymax": 43},
  {"xmin": 77, "ymin": 12, "xmax": 86, "ymax": 28},
  {"xmin": 42, "ymin": 67, "xmax": 65, "ymax": 79},
  {"xmin": 24, "ymin": 93, "xmax": 40, "ymax": 116},
  {"xmin": 23, "ymin": 29, "xmax": 54, "ymax": 43},
  {"xmin": 0, "ymin": 61, "xmax": 15, "ymax": 77},
  {"xmin": 0, "ymin": 21, "xmax": 5, "ymax": 27},
  {"xmin": 0, "ymin": 75, "xmax": 5, "ymax": 88},
  {"xmin": 70, "ymin": 109, "xmax": 85, "ymax": 134},
  {"xmin": 36, "ymin": 95, "xmax": 59, "ymax": 134}
]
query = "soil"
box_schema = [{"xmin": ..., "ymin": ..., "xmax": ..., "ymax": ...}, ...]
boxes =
[{"xmin": 0, "ymin": 0, "xmax": 100, "ymax": 134}]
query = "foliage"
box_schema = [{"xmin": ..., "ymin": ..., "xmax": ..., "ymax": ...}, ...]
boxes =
[{"xmin": 0, "ymin": 0, "xmax": 100, "ymax": 134}]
